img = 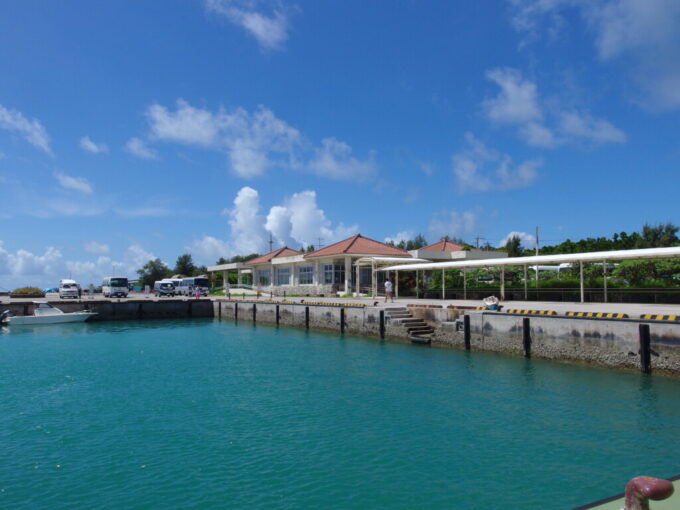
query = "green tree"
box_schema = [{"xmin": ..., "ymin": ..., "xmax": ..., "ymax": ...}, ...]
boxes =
[
  {"xmin": 405, "ymin": 234, "xmax": 428, "ymax": 250},
  {"xmin": 504, "ymin": 235, "xmax": 522, "ymax": 258},
  {"xmin": 174, "ymin": 253, "xmax": 196, "ymax": 276},
  {"xmin": 638, "ymin": 223, "xmax": 679, "ymax": 248},
  {"xmin": 137, "ymin": 258, "xmax": 171, "ymax": 287}
]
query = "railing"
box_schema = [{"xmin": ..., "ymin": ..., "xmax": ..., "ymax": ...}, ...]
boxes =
[{"xmin": 411, "ymin": 287, "xmax": 680, "ymax": 304}]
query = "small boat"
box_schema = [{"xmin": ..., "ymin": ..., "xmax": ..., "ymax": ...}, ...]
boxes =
[{"xmin": 2, "ymin": 301, "xmax": 97, "ymax": 325}]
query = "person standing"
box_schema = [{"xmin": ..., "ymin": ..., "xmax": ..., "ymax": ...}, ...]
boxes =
[{"xmin": 384, "ymin": 279, "xmax": 394, "ymax": 303}]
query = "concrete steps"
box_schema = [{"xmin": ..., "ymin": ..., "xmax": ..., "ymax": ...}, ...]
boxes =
[{"xmin": 384, "ymin": 307, "xmax": 433, "ymax": 344}]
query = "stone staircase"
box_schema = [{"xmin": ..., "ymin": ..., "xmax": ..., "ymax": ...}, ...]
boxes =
[{"xmin": 384, "ymin": 307, "xmax": 434, "ymax": 344}]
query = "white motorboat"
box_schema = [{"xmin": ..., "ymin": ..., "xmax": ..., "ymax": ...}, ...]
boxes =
[{"xmin": 1, "ymin": 301, "xmax": 97, "ymax": 325}]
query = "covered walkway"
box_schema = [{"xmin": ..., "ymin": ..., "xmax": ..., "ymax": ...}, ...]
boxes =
[{"xmin": 381, "ymin": 246, "xmax": 680, "ymax": 303}]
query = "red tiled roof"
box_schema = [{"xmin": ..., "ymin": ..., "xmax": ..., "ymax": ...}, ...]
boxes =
[
  {"xmin": 421, "ymin": 240, "xmax": 465, "ymax": 252},
  {"xmin": 245, "ymin": 247, "xmax": 301, "ymax": 265},
  {"xmin": 304, "ymin": 234, "xmax": 410, "ymax": 258}
]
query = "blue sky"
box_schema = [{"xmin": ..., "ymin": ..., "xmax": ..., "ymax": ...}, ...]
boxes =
[{"xmin": 1, "ymin": 0, "xmax": 679, "ymax": 287}]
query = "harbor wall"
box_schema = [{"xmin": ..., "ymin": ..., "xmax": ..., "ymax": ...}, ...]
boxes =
[
  {"xmin": 213, "ymin": 300, "xmax": 680, "ymax": 375},
  {"xmin": 1, "ymin": 299, "xmax": 214, "ymax": 321}
]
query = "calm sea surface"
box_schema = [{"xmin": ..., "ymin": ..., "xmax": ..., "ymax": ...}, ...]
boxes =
[{"xmin": 1, "ymin": 319, "xmax": 679, "ymax": 509}]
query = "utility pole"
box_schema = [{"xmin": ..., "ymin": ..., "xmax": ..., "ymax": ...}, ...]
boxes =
[
  {"xmin": 475, "ymin": 235, "xmax": 486, "ymax": 249},
  {"xmin": 268, "ymin": 233, "xmax": 274, "ymax": 253},
  {"xmin": 317, "ymin": 237, "xmax": 324, "ymax": 249}
]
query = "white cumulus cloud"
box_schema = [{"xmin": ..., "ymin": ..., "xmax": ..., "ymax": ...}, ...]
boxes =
[
  {"xmin": 0, "ymin": 104, "xmax": 51, "ymax": 154},
  {"xmin": 308, "ymin": 138, "xmax": 377, "ymax": 180},
  {"xmin": 384, "ymin": 231, "xmax": 416, "ymax": 245},
  {"xmin": 80, "ymin": 136, "xmax": 108, "ymax": 154},
  {"xmin": 141, "ymin": 99, "xmax": 375, "ymax": 181},
  {"xmin": 498, "ymin": 231, "xmax": 536, "ymax": 249},
  {"xmin": 205, "ymin": 0, "xmax": 291, "ymax": 51}
]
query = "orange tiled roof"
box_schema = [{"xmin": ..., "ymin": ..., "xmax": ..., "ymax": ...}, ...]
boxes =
[
  {"xmin": 304, "ymin": 234, "xmax": 410, "ymax": 258},
  {"xmin": 421, "ymin": 240, "xmax": 465, "ymax": 252},
  {"xmin": 245, "ymin": 247, "xmax": 301, "ymax": 265}
]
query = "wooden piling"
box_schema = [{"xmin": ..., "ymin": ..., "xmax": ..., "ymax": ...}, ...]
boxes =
[
  {"xmin": 463, "ymin": 314, "xmax": 471, "ymax": 350},
  {"xmin": 523, "ymin": 317, "xmax": 531, "ymax": 358}
]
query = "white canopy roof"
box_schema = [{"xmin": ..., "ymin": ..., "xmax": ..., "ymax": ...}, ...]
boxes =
[
  {"xmin": 380, "ymin": 246, "xmax": 680, "ymax": 272},
  {"xmin": 355, "ymin": 256, "xmax": 430, "ymax": 266}
]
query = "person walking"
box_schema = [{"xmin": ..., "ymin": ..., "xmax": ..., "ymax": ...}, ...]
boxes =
[{"xmin": 384, "ymin": 278, "xmax": 394, "ymax": 303}]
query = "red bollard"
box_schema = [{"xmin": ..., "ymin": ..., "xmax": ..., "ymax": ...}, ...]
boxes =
[{"xmin": 624, "ymin": 476, "xmax": 674, "ymax": 510}]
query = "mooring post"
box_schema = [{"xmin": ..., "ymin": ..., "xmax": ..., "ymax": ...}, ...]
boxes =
[
  {"xmin": 276, "ymin": 304, "xmax": 280, "ymax": 325},
  {"xmin": 379, "ymin": 310, "xmax": 385, "ymax": 339},
  {"xmin": 218, "ymin": 301, "xmax": 222, "ymax": 319},
  {"xmin": 340, "ymin": 308, "xmax": 345, "ymax": 334},
  {"xmin": 253, "ymin": 303, "xmax": 257, "ymax": 322},
  {"xmin": 639, "ymin": 323, "xmax": 651, "ymax": 374},
  {"xmin": 138, "ymin": 303, "xmax": 143, "ymax": 319},
  {"xmin": 463, "ymin": 314, "xmax": 471, "ymax": 350},
  {"xmin": 523, "ymin": 317, "xmax": 531, "ymax": 358},
  {"xmin": 305, "ymin": 306, "xmax": 310, "ymax": 329},
  {"xmin": 234, "ymin": 302, "xmax": 238, "ymax": 321}
]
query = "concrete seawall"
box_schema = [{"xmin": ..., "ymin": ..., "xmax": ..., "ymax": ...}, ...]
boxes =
[
  {"xmin": 2, "ymin": 299, "xmax": 214, "ymax": 321},
  {"xmin": 213, "ymin": 299, "xmax": 680, "ymax": 375},
  {"xmin": 4, "ymin": 298, "xmax": 679, "ymax": 375}
]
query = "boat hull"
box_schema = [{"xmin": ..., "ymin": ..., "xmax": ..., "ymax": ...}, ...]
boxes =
[{"xmin": 8, "ymin": 312, "xmax": 97, "ymax": 325}]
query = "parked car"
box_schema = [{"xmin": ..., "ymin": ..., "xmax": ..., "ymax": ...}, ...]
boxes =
[
  {"xmin": 59, "ymin": 279, "xmax": 81, "ymax": 299},
  {"xmin": 153, "ymin": 281, "xmax": 175, "ymax": 297}
]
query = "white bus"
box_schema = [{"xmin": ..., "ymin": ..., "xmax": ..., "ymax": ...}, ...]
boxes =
[
  {"xmin": 176, "ymin": 276, "xmax": 210, "ymax": 296},
  {"xmin": 102, "ymin": 276, "xmax": 129, "ymax": 298}
]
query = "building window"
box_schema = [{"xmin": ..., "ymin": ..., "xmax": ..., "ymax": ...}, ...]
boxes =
[
  {"xmin": 277, "ymin": 267, "xmax": 291, "ymax": 286},
  {"xmin": 334, "ymin": 264, "xmax": 345, "ymax": 285},
  {"xmin": 299, "ymin": 266, "xmax": 314, "ymax": 285},
  {"xmin": 324, "ymin": 264, "xmax": 334, "ymax": 284},
  {"xmin": 257, "ymin": 269, "xmax": 271, "ymax": 286}
]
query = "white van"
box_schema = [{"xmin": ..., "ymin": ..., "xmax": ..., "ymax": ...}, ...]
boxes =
[
  {"xmin": 59, "ymin": 279, "xmax": 80, "ymax": 299},
  {"xmin": 102, "ymin": 276, "xmax": 129, "ymax": 298},
  {"xmin": 176, "ymin": 276, "xmax": 210, "ymax": 296}
]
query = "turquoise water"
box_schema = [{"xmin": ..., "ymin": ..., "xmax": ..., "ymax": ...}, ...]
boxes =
[{"xmin": 1, "ymin": 320, "xmax": 679, "ymax": 509}]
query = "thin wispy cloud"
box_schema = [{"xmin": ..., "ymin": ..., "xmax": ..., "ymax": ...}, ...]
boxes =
[
  {"xmin": 54, "ymin": 172, "xmax": 93, "ymax": 194},
  {"xmin": 508, "ymin": 0, "xmax": 680, "ymax": 110},
  {"xmin": 125, "ymin": 137, "xmax": 158, "ymax": 159},
  {"xmin": 483, "ymin": 67, "xmax": 626, "ymax": 147},
  {"xmin": 80, "ymin": 136, "xmax": 108, "ymax": 154},
  {"xmin": 452, "ymin": 133, "xmax": 541, "ymax": 192},
  {"xmin": 0, "ymin": 104, "xmax": 51, "ymax": 154},
  {"xmin": 205, "ymin": 0, "xmax": 292, "ymax": 51}
]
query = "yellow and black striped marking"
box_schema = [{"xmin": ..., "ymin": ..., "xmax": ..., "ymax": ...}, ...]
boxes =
[
  {"xmin": 565, "ymin": 312, "xmax": 629, "ymax": 319},
  {"xmin": 223, "ymin": 299, "xmax": 365, "ymax": 308},
  {"xmin": 640, "ymin": 314, "xmax": 678, "ymax": 322},
  {"xmin": 505, "ymin": 309, "xmax": 557, "ymax": 316}
]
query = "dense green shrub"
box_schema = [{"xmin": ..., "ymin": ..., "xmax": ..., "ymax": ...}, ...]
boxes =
[{"xmin": 11, "ymin": 287, "xmax": 44, "ymax": 295}]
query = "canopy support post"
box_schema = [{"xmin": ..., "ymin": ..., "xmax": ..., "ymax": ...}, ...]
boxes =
[
  {"xmin": 395, "ymin": 271, "xmax": 399, "ymax": 298},
  {"xmin": 463, "ymin": 270, "xmax": 467, "ymax": 300},
  {"xmin": 523, "ymin": 265, "xmax": 528, "ymax": 300},
  {"xmin": 580, "ymin": 261, "xmax": 584, "ymax": 303},
  {"xmin": 442, "ymin": 268, "xmax": 445, "ymax": 300},
  {"xmin": 501, "ymin": 267, "xmax": 505, "ymax": 301},
  {"xmin": 603, "ymin": 260, "xmax": 608, "ymax": 303}
]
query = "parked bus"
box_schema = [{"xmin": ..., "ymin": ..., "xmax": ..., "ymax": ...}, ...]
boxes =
[
  {"xmin": 176, "ymin": 276, "xmax": 210, "ymax": 296},
  {"xmin": 102, "ymin": 276, "xmax": 129, "ymax": 298}
]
